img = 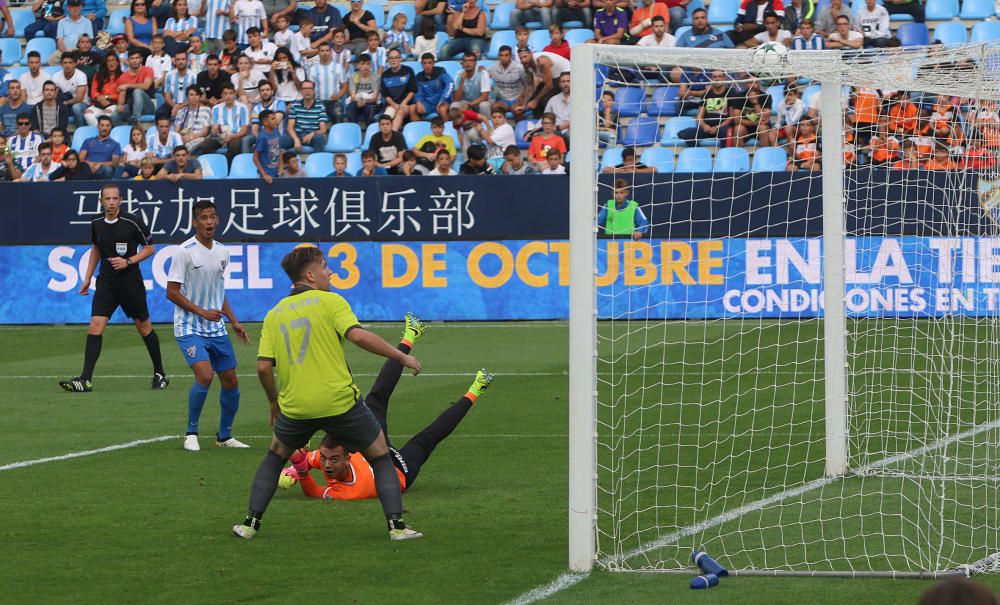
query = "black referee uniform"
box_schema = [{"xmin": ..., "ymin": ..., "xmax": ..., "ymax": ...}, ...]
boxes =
[{"xmin": 90, "ymin": 212, "xmax": 152, "ymax": 320}]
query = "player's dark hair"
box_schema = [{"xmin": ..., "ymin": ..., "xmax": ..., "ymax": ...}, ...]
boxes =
[
  {"xmin": 193, "ymin": 200, "xmax": 215, "ymax": 217},
  {"xmin": 918, "ymin": 578, "xmax": 998, "ymax": 605},
  {"xmin": 321, "ymin": 432, "xmax": 351, "ymax": 453},
  {"xmin": 281, "ymin": 246, "xmax": 325, "ymax": 282}
]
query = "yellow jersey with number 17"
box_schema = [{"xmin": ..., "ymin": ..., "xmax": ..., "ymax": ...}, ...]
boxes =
[{"xmin": 258, "ymin": 288, "xmax": 363, "ymax": 420}]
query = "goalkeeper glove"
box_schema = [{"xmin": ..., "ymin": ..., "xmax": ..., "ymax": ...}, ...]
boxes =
[{"xmin": 290, "ymin": 448, "xmax": 310, "ymax": 477}]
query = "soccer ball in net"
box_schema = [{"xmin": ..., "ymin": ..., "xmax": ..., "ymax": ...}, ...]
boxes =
[{"xmin": 752, "ymin": 42, "xmax": 789, "ymax": 77}]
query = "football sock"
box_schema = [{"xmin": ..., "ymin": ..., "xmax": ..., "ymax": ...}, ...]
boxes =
[
  {"xmin": 81, "ymin": 334, "xmax": 102, "ymax": 382},
  {"xmin": 187, "ymin": 382, "xmax": 210, "ymax": 434},
  {"xmin": 218, "ymin": 387, "xmax": 240, "ymax": 441},
  {"xmin": 142, "ymin": 330, "xmax": 164, "ymax": 375},
  {"xmin": 370, "ymin": 452, "xmax": 404, "ymax": 519},
  {"xmin": 247, "ymin": 450, "xmax": 285, "ymax": 519}
]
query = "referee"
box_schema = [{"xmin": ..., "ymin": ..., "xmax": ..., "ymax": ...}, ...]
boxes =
[
  {"xmin": 233, "ymin": 245, "xmax": 423, "ymax": 541},
  {"xmin": 60, "ymin": 184, "xmax": 169, "ymax": 393}
]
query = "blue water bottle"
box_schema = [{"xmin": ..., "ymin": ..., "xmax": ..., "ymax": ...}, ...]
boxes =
[
  {"xmin": 691, "ymin": 550, "xmax": 729, "ymax": 577},
  {"xmin": 690, "ymin": 573, "xmax": 720, "ymax": 589}
]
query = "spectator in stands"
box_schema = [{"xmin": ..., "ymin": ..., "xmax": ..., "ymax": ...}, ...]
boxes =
[
  {"xmin": 542, "ymin": 24, "xmax": 571, "ymax": 60},
  {"xmin": 0, "ymin": 2, "xmax": 13, "ymax": 38},
  {"xmin": 251, "ymin": 79, "xmax": 287, "ymax": 140},
  {"xmin": 500, "ymin": 144, "xmax": 534, "ymax": 174},
  {"xmin": 157, "ymin": 143, "xmax": 203, "ymax": 179},
  {"xmin": 749, "ymin": 11, "xmax": 791, "ymax": 47},
  {"xmin": 20, "ymin": 52, "xmax": 47, "ymax": 106},
  {"xmin": 0, "ymin": 134, "xmax": 20, "ymax": 181},
  {"xmin": 636, "ymin": 15, "xmax": 675, "ymax": 48},
  {"xmin": 398, "ymin": 149, "xmax": 421, "ymax": 175},
  {"xmin": 346, "ymin": 53, "xmax": 382, "ymax": 128},
  {"xmin": 132, "ymin": 156, "xmax": 156, "ymax": 179},
  {"xmin": 598, "ymin": 180, "xmax": 649, "ymax": 239},
  {"xmin": 270, "ymin": 47, "xmax": 305, "ymax": 102},
  {"xmin": 511, "ymin": 0, "xmax": 554, "ymax": 31},
  {"xmin": 275, "ymin": 14, "xmax": 315, "ymax": 66},
  {"xmin": 440, "ymin": 0, "xmax": 488, "ymax": 58},
  {"xmin": 54, "ymin": 0, "xmax": 94, "ymax": 65},
  {"xmin": 384, "ymin": 12, "xmax": 412, "ymax": 54},
  {"xmin": 30, "ymin": 82, "xmax": 69, "ymax": 138},
  {"xmin": 244, "ymin": 27, "xmax": 278, "ymax": 82},
  {"xmin": 79, "ymin": 115, "xmax": 121, "ymax": 178},
  {"xmin": 787, "ymin": 117, "xmax": 819, "ymax": 170},
  {"xmin": 0, "ymin": 82, "xmax": 30, "ymax": 136},
  {"xmin": 354, "ymin": 149, "xmax": 386, "ymax": 175},
  {"xmin": 145, "ymin": 35, "xmax": 172, "ymax": 90},
  {"xmin": 555, "ymin": 0, "xmax": 593, "ymax": 34},
  {"xmin": 459, "ymin": 143, "xmax": 495, "ymax": 174},
  {"xmin": 343, "ymin": 0, "xmax": 378, "ymax": 54},
  {"xmin": 891, "ymin": 139, "xmax": 922, "ymax": 169},
  {"xmin": 783, "ymin": 0, "xmax": 813, "ymax": 33},
  {"xmin": 453, "ymin": 52, "xmax": 491, "ymax": 118},
  {"xmin": 25, "ymin": 0, "xmax": 65, "ymax": 41},
  {"xmin": 593, "ymin": 0, "xmax": 628, "ymax": 44},
  {"xmin": 126, "ymin": 0, "xmax": 158, "ymax": 54},
  {"xmin": 147, "ymin": 114, "xmax": 183, "ymax": 168},
  {"xmin": 203, "ymin": 83, "xmax": 250, "ymax": 157},
  {"xmin": 279, "ymin": 150, "xmax": 303, "ymax": 177},
  {"xmin": 415, "ymin": 0, "xmax": 447, "ymax": 35},
  {"xmin": 18, "ymin": 141, "xmax": 60, "ymax": 181},
  {"xmin": 675, "ymin": 8, "xmax": 733, "ymax": 48},
  {"xmin": 253, "ymin": 108, "xmax": 282, "ymax": 181},
  {"xmin": 541, "ymin": 147, "xmax": 565, "ymax": 174},
  {"xmin": 518, "ymin": 48, "xmax": 570, "ymax": 116},
  {"xmin": 602, "ymin": 146, "xmax": 654, "ymax": 173},
  {"xmin": 597, "ymin": 89, "xmax": 617, "ymax": 146},
  {"xmin": 448, "ymin": 100, "xmax": 485, "ymax": 148},
  {"xmin": 308, "ymin": 41, "xmax": 348, "ymax": 122},
  {"xmin": 49, "ymin": 126, "xmax": 67, "ymax": 162},
  {"xmin": 885, "ymin": 0, "xmax": 923, "ymax": 23},
  {"xmin": 427, "ymin": 147, "xmax": 456, "ymax": 175},
  {"xmin": 735, "ymin": 76, "xmax": 774, "ymax": 147},
  {"xmin": 74, "ymin": 34, "xmax": 101, "ymax": 80},
  {"xmin": 678, "ymin": 69, "xmax": 741, "ymax": 146},
  {"xmin": 814, "ymin": 0, "xmax": 850, "ymax": 37},
  {"xmin": 162, "ymin": 0, "xmax": 198, "ymax": 56},
  {"xmin": 263, "ymin": 0, "xmax": 298, "ymax": 30},
  {"xmin": 328, "ymin": 152, "xmax": 350, "ymax": 176},
  {"xmin": 488, "ymin": 46, "xmax": 529, "ymax": 120},
  {"xmin": 204, "ymin": 0, "xmax": 232, "ymax": 53},
  {"xmin": 331, "ymin": 27, "xmax": 353, "ymax": 70},
  {"xmin": 380, "ymin": 48, "xmax": 416, "ymax": 130},
  {"xmin": 527, "ymin": 112, "xmax": 566, "ymax": 169},
  {"xmin": 886, "ymin": 91, "xmax": 918, "ymax": 136},
  {"xmin": 114, "ymin": 125, "xmax": 149, "ymax": 178},
  {"xmin": 51, "ymin": 148, "xmax": 90, "ymax": 180},
  {"xmin": 81, "ymin": 0, "xmax": 105, "ymax": 33},
  {"xmin": 196, "ymin": 54, "xmax": 233, "ymax": 104},
  {"xmin": 925, "ymin": 143, "xmax": 958, "ymax": 171},
  {"xmin": 304, "ymin": 0, "xmax": 342, "ymax": 44},
  {"xmin": 85, "ymin": 53, "xmax": 123, "ymax": 126},
  {"xmin": 111, "ymin": 33, "xmax": 130, "ymax": 62},
  {"xmin": 775, "ymin": 84, "xmax": 803, "ymax": 142},
  {"xmin": 412, "ymin": 20, "xmax": 438, "ymax": 59},
  {"xmin": 369, "ymin": 112, "xmax": 407, "ymax": 172},
  {"xmin": 363, "ymin": 30, "xmax": 388, "ymax": 74},
  {"xmin": 159, "ymin": 49, "xmax": 196, "ymax": 119},
  {"xmin": 514, "ymin": 25, "xmax": 530, "ymax": 52},
  {"xmin": 413, "ymin": 116, "xmax": 456, "ymax": 170},
  {"xmin": 854, "ymin": 0, "xmax": 891, "ymax": 48},
  {"xmin": 51, "ymin": 53, "xmax": 88, "ymax": 127},
  {"xmin": 174, "ymin": 84, "xmax": 212, "ymax": 150},
  {"xmin": 231, "ymin": 0, "xmax": 268, "ymax": 46},
  {"xmin": 112, "ymin": 48, "xmax": 155, "ymax": 125},
  {"xmin": 412, "ymin": 53, "xmax": 453, "ymax": 122},
  {"xmin": 232, "ymin": 54, "xmax": 263, "ymax": 104},
  {"xmin": 544, "ymin": 71, "xmax": 570, "ymax": 137},
  {"xmin": 218, "ymin": 30, "xmax": 240, "ymax": 71},
  {"xmin": 283, "ymin": 79, "xmax": 328, "ymax": 150},
  {"xmin": 629, "ymin": 0, "xmax": 669, "ymax": 41},
  {"xmin": 826, "ymin": 14, "xmax": 862, "ymax": 49},
  {"xmin": 790, "ymin": 18, "xmax": 825, "ymax": 49},
  {"xmin": 729, "ymin": 0, "xmax": 785, "ymax": 47},
  {"xmin": 478, "ymin": 107, "xmax": 516, "ymax": 160}
]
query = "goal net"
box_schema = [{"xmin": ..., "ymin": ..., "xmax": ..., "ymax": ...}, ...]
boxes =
[{"xmin": 568, "ymin": 43, "xmax": 1000, "ymax": 577}]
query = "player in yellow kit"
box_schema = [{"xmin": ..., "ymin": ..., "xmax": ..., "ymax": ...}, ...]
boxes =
[{"xmin": 232, "ymin": 245, "xmax": 424, "ymax": 541}]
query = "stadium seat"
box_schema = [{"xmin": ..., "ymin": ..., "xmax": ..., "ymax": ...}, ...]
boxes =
[
  {"xmin": 527, "ymin": 29, "xmax": 550, "ymax": 53},
  {"xmin": 714, "ymin": 147, "xmax": 750, "ymax": 171},
  {"xmin": 403, "ymin": 121, "xmax": 433, "ymax": 148},
  {"xmin": 673, "ymin": 25, "xmax": 692, "ymax": 40},
  {"xmin": 599, "ymin": 146, "xmax": 625, "ymax": 171},
  {"xmin": 925, "ymin": 0, "xmax": 959, "ymax": 19},
  {"xmin": 514, "ymin": 119, "xmax": 534, "ymax": 149},
  {"xmin": 24, "ymin": 38, "xmax": 55, "ymax": 61},
  {"xmin": 660, "ymin": 116, "xmax": 697, "ymax": 146},
  {"xmin": 436, "ymin": 32, "xmax": 450, "ymax": 53},
  {"xmin": 344, "ymin": 151, "xmax": 362, "ymax": 175},
  {"xmin": 647, "ymin": 86, "xmax": 679, "ymax": 117},
  {"xmin": 487, "ymin": 29, "xmax": 516, "ymax": 59},
  {"xmin": 43, "ymin": 65, "xmax": 61, "ymax": 76},
  {"xmin": 404, "ymin": 60, "xmax": 420, "ymax": 73},
  {"xmin": 71, "ymin": 126, "xmax": 97, "ymax": 151},
  {"xmin": 676, "ymin": 147, "xmax": 713, "ymax": 172},
  {"xmin": 385, "ymin": 3, "xmax": 416, "ymax": 28},
  {"xmin": 640, "ymin": 147, "xmax": 674, "ymax": 173},
  {"xmin": 305, "ymin": 152, "xmax": 333, "ymax": 177},
  {"xmin": 363, "ymin": 4, "xmax": 385, "ymax": 28},
  {"xmin": 110, "ymin": 125, "xmax": 132, "ymax": 150},
  {"xmin": 971, "ymin": 20, "xmax": 1000, "ymax": 43},
  {"xmin": 199, "ymin": 153, "xmax": 229, "ymax": 179},
  {"xmin": 10, "ymin": 8, "xmax": 33, "ymax": 37},
  {"xmin": 564, "ymin": 29, "xmax": 595, "ymax": 47},
  {"xmin": 326, "ymin": 122, "xmax": 362, "ymax": 151},
  {"xmin": 683, "ymin": 0, "xmax": 705, "ymax": 24},
  {"xmin": 490, "ymin": 2, "xmax": 514, "ymax": 29},
  {"xmin": 707, "ymin": 0, "xmax": 739, "ymax": 25},
  {"xmin": 0, "ymin": 38, "xmax": 21, "ymax": 66},
  {"xmin": 107, "ymin": 8, "xmax": 130, "ymax": 35},
  {"xmin": 613, "ymin": 86, "xmax": 646, "ymax": 118},
  {"xmin": 438, "ymin": 60, "xmax": 461, "ymax": 78},
  {"xmin": 896, "ymin": 23, "xmax": 929, "ymax": 46},
  {"xmin": 363, "ymin": 122, "xmax": 380, "ymax": 147},
  {"xmin": 620, "ymin": 117, "xmax": 660, "ymax": 146},
  {"xmin": 751, "ymin": 146, "xmax": 788, "ymax": 171},
  {"xmin": 801, "ymin": 84, "xmax": 821, "ymax": 109},
  {"xmin": 960, "ymin": 0, "xmax": 994, "ymax": 19},
  {"xmin": 228, "ymin": 153, "xmax": 258, "ymax": 178},
  {"xmin": 7, "ymin": 65, "xmax": 27, "ymax": 80},
  {"xmin": 933, "ymin": 21, "xmax": 968, "ymax": 46}
]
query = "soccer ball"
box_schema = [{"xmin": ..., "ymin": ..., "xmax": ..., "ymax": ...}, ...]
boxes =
[
  {"xmin": 277, "ymin": 467, "xmax": 299, "ymax": 489},
  {"xmin": 752, "ymin": 42, "xmax": 789, "ymax": 77}
]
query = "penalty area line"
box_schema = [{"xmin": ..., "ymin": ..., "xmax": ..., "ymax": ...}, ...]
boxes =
[
  {"xmin": 0, "ymin": 435, "xmax": 175, "ymax": 472},
  {"xmin": 502, "ymin": 572, "xmax": 590, "ymax": 605}
]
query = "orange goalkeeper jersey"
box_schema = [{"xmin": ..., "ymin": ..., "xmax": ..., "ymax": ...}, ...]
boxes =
[{"xmin": 297, "ymin": 450, "xmax": 407, "ymax": 500}]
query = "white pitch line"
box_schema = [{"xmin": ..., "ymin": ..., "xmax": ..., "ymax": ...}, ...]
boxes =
[
  {"xmin": 0, "ymin": 322, "xmax": 570, "ymax": 331},
  {"xmin": 0, "ymin": 435, "xmax": 175, "ymax": 472},
  {"xmin": 501, "ymin": 572, "xmax": 590, "ymax": 605},
  {"xmin": 0, "ymin": 371, "xmax": 570, "ymax": 379}
]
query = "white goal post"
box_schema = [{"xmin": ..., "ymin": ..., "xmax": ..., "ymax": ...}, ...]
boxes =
[{"xmin": 569, "ymin": 42, "xmax": 1000, "ymax": 577}]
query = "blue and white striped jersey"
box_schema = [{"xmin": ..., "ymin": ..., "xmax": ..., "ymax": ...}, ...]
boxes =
[
  {"xmin": 231, "ymin": 0, "xmax": 265, "ymax": 45},
  {"xmin": 164, "ymin": 68, "xmax": 198, "ymax": 105},
  {"xmin": 146, "ymin": 129, "xmax": 184, "ymax": 159},
  {"xmin": 211, "ymin": 101, "xmax": 250, "ymax": 134},
  {"xmin": 21, "ymin": 160, "xmax": 61, "ymax": 181},
  {"xmin": 203, "ymin": 0, "xmax": 232, "ymax": 40},
  {"xmin": 9, "ymin": 131, "xmax": 43, "ymax": 170},
  {"xmin": 167, "ymin": 236, "xmax": 230, "ymax": 338},
  {"xmin": 790, "ymin": 34, "xmax": 826, "ymax": 50},
  {"xmin": 308, "ymin": 61, "xmax": 346, "ymax": 101},
  {"xmin": 164, "ymin": 15, "xmax": 199, "ymax": 36}
]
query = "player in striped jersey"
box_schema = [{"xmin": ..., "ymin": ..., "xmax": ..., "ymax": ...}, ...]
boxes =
[
  {"xmin": 308, "ymin": 42, "xmax": 348, "ymax": 122},
  {"xmin": 166, "ymin": 200, "xmax": 251, "ymax": 452},
  {"xmin": 206, "ymin": 83, "xmax": 251, "ymax": 157}
]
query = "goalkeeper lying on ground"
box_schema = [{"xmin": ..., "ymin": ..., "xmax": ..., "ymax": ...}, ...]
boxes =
[{"xmin": 278, "ymin": 315, "xmax": 494, "ymax": 499}]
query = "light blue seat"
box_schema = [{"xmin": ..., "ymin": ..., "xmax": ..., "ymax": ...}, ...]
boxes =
[
  {"xmin": 676, "ymin": 147, "xmax": 713, "ymax": 172},
  {"xmin": 614, "ymin": 86, "xmax": 646, "ymax": 118},
  {"xmin": 438, "ymin": 60, "xmax": 461, "ymax": 78},
  {"xmin": 647, "ymin": 86, "xmax": 679, "ymax": 117},
  {"xmin": 934, "ymin": 21, "xmax": 968, "ymax": 46},
  {"xmin": 199, "ymin": 153, "xmax": 229, "ymax": 179},
  {"xmin": 971, "ymin": 20, "xmax": 1000, "ymax": 43},
  {"xmin": 110, "ymin": 125, "xmax": 133, "ymax": 150},
  {"xmin": 228, "ymin": 153, "xmax": 259, "ymax": 178},
  {"xmin": 385, "ymin": 3, "xmax": 416, "ymax": 28},
  {"xmin": 10, "ymin": 9, "xmax": 33, "ymax": 37},
  {"xmin": 436, "ymin": 32, "xmax": 450, "ymax": 53},
  {"xmin": 565, "ymin": 28, "xmax": 595, "ymax": 47},
  {"xmin": 0, "ymin": 38, "xmax": 21, "ymax": 66},
  {"xmin": 7, "ymin": 66, "xmax": 28, "ymax": 80},
  {"xmin": 487, "ymin": 29, "xmax": 516, "ymax": 59},
  {"xmin": 345, "ymin": 151, "xmax": 362, "ymax": 175},
  {"xmin": 305, "ymin": 152, "xmax": 333, "ymax": 177},
  {"xmin": 661, "ymin": 116, "xmax": 696, "ymax": 146},
  {"xmin": 326, "ymin": 122, "xmax": 362, "ymax": 151},
  {"xmin": 801, "ymin": 84, "xmax": 821, "ymax": 109},
  {"xmin": 707, "ymin": 0, "xmax": 739, "ymax": 24},
  {"xmin": 714, "ymin": 147, "xmax": 750, "ymax": 171},
  {"xmin": 599, "ymin": 146, "xmax": 625, "ymax": 171},
  {"xmin": 24, "ymin": 38, "xmax": 55, "ymax": 62},
  {"xmin": 640, "ymin": 147, "xmax": 674, "ymax": 173},
  {"xmin": 403, "ymin": 121, "xmax": 433, "ymax": 148},
  {"xmin": 72, "ymin": 126, "xmax": 98, "ymax": 151},
  {"xmin": 751, "ymin": 146, "xmax": 788, "ymax": 171},
  {"xmin": 896, "ymin": 22, "xmax": 929, "ymax": 46},
  {"xmin": 620, "ymin": 117, "xmax": 660, "ymax": 146},
  {"xmin": 107, "ymin": 8, "xmax": 130, "ymax": 36},
  {"xmin": 673, "ymin": 25, "xmax": 691, "ymax": 40},
  {"xmin": 514, "ymin": 119, "xmax": 534, "ymax": 148},
  {"xmin": 363, "ymin": 4, "xmax": 385, "ymax": 28},
  {"xmin": 404, "ymin": 60, "xmax": 421, "ymax": 73},
  {"xmin": 960, "ymin": 0, "xmax": 994, "ymax": 19},
  {"xmin": 925, "ymin": 0, "xmax": 959, "ymax": 19},
  {"xmin": 490, "ymin": 2, "xmax": 514, "ymax": 29},
  {"xmin": 527, "ymin": 29, "xmax": 550, "ymax": 53},
  {"xmin": 682, "ymin": 0, "xmax": 705, "ymax": 24},
  {"xmin": 363, "ymin": 122, "xmax": 380, "ymax": 147}
]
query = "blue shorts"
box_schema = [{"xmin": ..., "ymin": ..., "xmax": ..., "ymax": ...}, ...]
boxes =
[{"xmin": 176, "ymin": 334, "xmax": 238, "ymax": 373}]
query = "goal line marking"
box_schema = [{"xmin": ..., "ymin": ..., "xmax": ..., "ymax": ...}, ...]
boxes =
[
  {"xmin": 501, "ymin": 572, "xmax": 590, "ymax": 605},
  {"xmin": 0, "ymin": 372, "xmax": 570, "ymax": 379}
]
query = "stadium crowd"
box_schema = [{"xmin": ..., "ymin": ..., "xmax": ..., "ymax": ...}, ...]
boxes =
[{"xmin": 0, "ymin": 0, "xmax": 991, "ymax": 181}]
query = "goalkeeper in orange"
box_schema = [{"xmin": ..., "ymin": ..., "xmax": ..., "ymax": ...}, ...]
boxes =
[{"xmin": 278, "ymin": 315, "xmax": 494, "ymax": 500}]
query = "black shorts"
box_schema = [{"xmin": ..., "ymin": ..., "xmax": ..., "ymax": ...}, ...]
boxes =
[
  {"xmin": 273, "ymin": 399, "xmax": 382, "ymax": 453},
  {"xmin": 91, "ymin": 277, "xmax": 150, "ymax": 320}
]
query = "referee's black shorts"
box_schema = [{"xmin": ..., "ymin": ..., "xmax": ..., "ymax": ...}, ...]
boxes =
[{"xmin": 91, "ymin": 276, "xmax": 150, "ymax": 321}]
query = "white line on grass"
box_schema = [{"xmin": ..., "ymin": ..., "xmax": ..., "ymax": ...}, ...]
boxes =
[
  {"xmin": 501, "ymin": 572, "xmax": 590, "ymax": 605},
  {"xmin": 0, "ymin": 372, "xmax": 570, "ymax": 379},
  {"xmin": 0, "ymin": 435, "xmax": 175, "ymax": 472},
  {"xmin": 0, "ymin": 322, "xmax": 570, "ymax": 331}
]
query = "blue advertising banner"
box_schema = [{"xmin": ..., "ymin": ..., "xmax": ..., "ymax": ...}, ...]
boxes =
[{"xmin": 6, "ymin": 236, "xmax": 1000, "ymax": 324}]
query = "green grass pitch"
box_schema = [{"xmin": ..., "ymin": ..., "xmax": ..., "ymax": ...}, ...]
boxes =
[{"xmin": 1, "ymin": 321, "xmax": 998, "ymax": 604}]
